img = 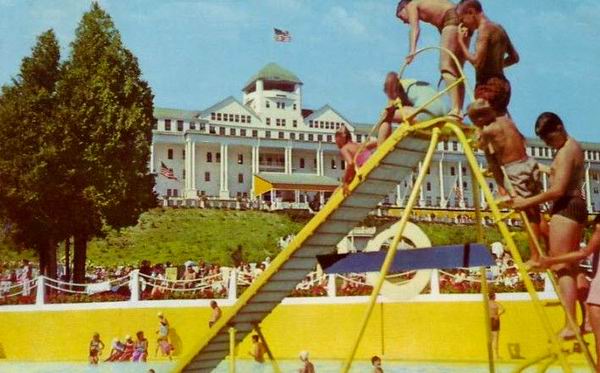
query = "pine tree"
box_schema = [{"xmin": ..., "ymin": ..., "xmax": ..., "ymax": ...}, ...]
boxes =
[
  {"xmin": 57, "ymin": 3, "xmax": 156, "ymax": 282},
  {"xmin": 0, "ymin": 30, "xmax": 65, "ymax": 277}
]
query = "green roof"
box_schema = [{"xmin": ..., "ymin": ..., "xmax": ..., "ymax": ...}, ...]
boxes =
[
  {"xmin": 154, "ymin": 107, "xmax": 199, "ymax": 121},
  {"xmin": 243, "ymin": 63, "xmax": 301, "ymax": 91},
  {"xmin": 256, "ymin": 172, "xmax": 339, "ymax": 186}
]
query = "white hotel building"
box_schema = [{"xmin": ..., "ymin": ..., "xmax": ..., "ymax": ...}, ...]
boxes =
[{"xmin": 151, "ymin": 63, "xmax": 600, "ymax": 212}]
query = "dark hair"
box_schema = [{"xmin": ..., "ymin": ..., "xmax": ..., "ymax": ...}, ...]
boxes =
[
  {"xmin": 535, "ymin": 112, "xmax": 564, "ymax": 138},
  {"xmin": 385, "ymin": 72, "xmax": 412, "ymax": 107},
  {"xmin": 396, "ymin": 0, "xmax": 411, "ymax": 17},
  {"xmin": 458, "ymin": 0, "xmax": 483, "ymax": 13},
  {"xmin": 488, "ymin": 292, "xmax": 496, "ymax": 300},
  {"xmin": 252, "ymin": 335, "xmax": 259, "ymax": 341},
  {"xmin": 371, "ymin": 355, "xmax": 381, "ymax": 364},
  {"xmin": 335, "ymin": 125, "xmax": 352, "ymax": 143}
]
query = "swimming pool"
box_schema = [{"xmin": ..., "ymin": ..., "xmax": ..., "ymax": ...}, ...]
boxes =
[{"xmin": 0, "ymin": 360, "xmax": 590, "ymax": 373}]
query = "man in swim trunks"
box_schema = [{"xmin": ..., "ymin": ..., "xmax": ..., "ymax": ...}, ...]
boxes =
[
  {"xmin": 89, "ymin": 332, "xmax": 105, "ymax": 365},
  {"xmin": 488, "ymin": 292, "xmax": 505, "ymax": 359},
  {"xmin": 468, "ymin": 99, "xmax": 543, "ymax": 259},
  {"xmin": 457, "ymin": 0, "xmax": 519, "ymax": 116},
  {"xmin": 396, "ymin": 0, "xmax": 466, "ymax": 118},
  {"xmin": 512, "ymin": 112, "xmax": 586, "ymax": 339}
]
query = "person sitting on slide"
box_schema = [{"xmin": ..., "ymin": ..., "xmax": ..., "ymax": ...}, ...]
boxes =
[
  {"xmin": 336, "ymin": 125, "xmax": 377, "ymax": 195},
  {"xmin": 106, "ymin": 337, "xmax": 125, "ymax": 362},
  {"xmin": 378, "ymin": 72, "xmax": 448, "ymax": 146}
]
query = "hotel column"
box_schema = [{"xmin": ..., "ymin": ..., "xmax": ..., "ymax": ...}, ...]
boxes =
[
  {"xmin": 316, "ymin": 146, "xmax": 322, "ymax": 176},
  {"xmin": 458, "ymin": 161, "xmax": 465, "ymax": 208},
  {"xmin": 395, "ymin": 184, "xmax": 402, "ymax": 206},
  {"xmin": 184, "ymin": 138, "xmax": 197, "ymax": 198},
  {"xmin": 149, "ymin": 143, "xmax": 155, "ymax": 173},
  {"xmin": 190, "ymin": 141, "xmax": 197, "ymax": 193},
  {"xmin": 285, "ymin": 145, "xmax": 292, "ymax": 175},
  {"xmin": 585, "ymin": 163, "xmax": 592, "ymax": 213},
  {"xmin": 320, "ymin": 150, "xmax": 325, "ymax": 176},
  {"xmin": 479, "ymin": 162, "xmax": 486, "ymax": 209},
  {"xmin": 418, "ymin": 162, "xmax": 425, "ymax": 207},
  {"xmin": 219, "ymin": 143, "xmax": 230, "ymax": 199},
  {"xmin": 251, "ymin": 145, "xmax": 259, "ymax": 199},
  {"xmin": 438, "ymin": 158, "xmax": 446, "ymax": 208}
]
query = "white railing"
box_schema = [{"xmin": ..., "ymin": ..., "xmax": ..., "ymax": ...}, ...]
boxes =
[{"xmin": 0, "ymin": 267, "xmax": 555, "ymax": 307}]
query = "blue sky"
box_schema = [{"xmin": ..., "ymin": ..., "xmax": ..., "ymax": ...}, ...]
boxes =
[{"xmin": 1, "ymin": 0, "xmax": 599, "ymax": 140}]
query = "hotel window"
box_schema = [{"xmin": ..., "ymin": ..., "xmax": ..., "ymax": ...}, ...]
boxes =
[
  {"xmin": 182, "ymin": 169, "xmax": 186, "ymax": 179},
  {"xmin": 331, "ymin": 159, "xmax": 336, "ymax": 169},
  {"xmin": 205, "ymin": 172, "xmax": 210, "ymax": 182},
  {"xmin": 168, "ymin": 149, "xmax": 173, "ymax": 160},
  {"xmin": 293, "ymin": 120, "xmax": 297, "ymax": 128},
  {"xmin": 207, "ymin": 152, "xmax": 212, "ymax": 162},
  {"xmin": 241, "ymin": 116, "xmax": 246, "ymax": 123},
  {"xmin": 282, "ymin": 102, "xmax": 285, "ymax": 109},
  {"xmin": 200, "ymin": 123, "xmax": 206, "ymax": 131},
  {"xmin": 238, "ymin": 154, "xmax": 244, "ymax": 164},
  {"xmin": 216, "ymin": 113, "xmax": 222, "ymax": 121},
  {"xmin": 282, "ymin": 119, "xmax": 286, "ymax": 126},
  {"xmin": 300, "ymin": 158, "xmax": 305, "ymax": 168},
  {"xmin": 211, "ymin": 113, "xmax": 215, "ymax": 120},
  {"xmin": 327, "ymin": 135, "xmax": 332, "ymax": 143},
  {"xmin": 356, "ymin": 135, "xmax": 362, "ymax": 142},
  {"xmin": 463, "ymin": 181, "xmax": 468, "ymax": 189},
  {"xmin": 293, "ymin": 104, "xmax": 297, "ymax": 110},
  {"xmin": 252, "ymin": 130, "xmax": 258, "ymax": 137},
  {"xmin": 290, "ymin": 133, "xmax": 296, "ymax": 140},
  {"xmin": 166, "ymin": 189, "xmax": 172, "ymax": 197},
  {"xmin": 182, "ymin": 149, "xmax": 185, "ymax": 159},
  {"xmin": 247, "ymin": 116, "xmax": 251, "ymax": 123},
  {"xmin": 278, "ymin": 132, "xmax": 284, "ymax": 139},
  {"xmin": 235, "ymin": 115, "xmax": 240, "ymax": 122},
  {"xmin": 266, "ymin": 118, "xmax": 271, "ymax": 125},
  {"xmin": 229, "ymin": 114, "xmax": 234, "ymax": 121},
  {"xmin": 308, "ymin": 134, "xmax": 314, "ymax": 141},
  {"xmin": 265, "ymin": 131, "xmax": 271, "ymax": 138},
  {"xmin": 219, "ymin": 127, "xmax": 226, "ymax": 135},
  {"xmin": 165, "ymin": 119, "xmax": 171, "ymax": 131},
  {"xmin": 314, "ymin": 159, "xmax": 317, "ymax": 168},
  {"xmin": 341, "ymin": 160, "xmax": 346, "ymax": 170},
  {"xmin": 452, "ymin": 141, "xmax": 458, "ymax": 151},
  {"xmin": 276, "ymin": 119, "xmax": 280, "ymax": 126},
  {"xmin": 266, "ymin": 101, "xmax": 270, "ymax": 108},
  {"xmin": 189, "ymin": 121, "xmax": 196, "ymax": 130},
  {"xmin": 238, "ymin": 173, "xmax": 244, "ymax": 183},
  {"xmin": 309, "ymin": 120, "xmax": 313, "ymax": 128},
  {"xmin": 462, "ymin": 167, "xmax": 467, "ymax": 175},
  {"xmin": 230, "ymin": 128, "xmax": 236, "ymax": 136},
  {"xmin": 152, "ymin": 119, "xmax": 157, "ymax": 130},
  {"xmin": 240, "ymin": 129, "xmax": 247, "ymax": 136},
  {"xmin": 216, "ymin": 152, "xmax": 221, "ymax": 162},
  {"xmin": 299, "ymin": 133, "xmax": 305, "ymax": 141},
  {"xmin": 544, "ymin": 148, "xmax": 549, "ymax": 157},
  {"xmin": 317, "ymin": 134, "xmax": 323, "ymax": 142},
  {"xmin": 443, "ymin": 141, "xmax": 448, "ymax": 151},
  {"xmin": 209, "ymin": 126, "xmax": 216, "ymax": 134},
  {"xmin": 426, "ymin": 182, "xmax": 431, "ymax": 191},
  {"xmin": 450, "ymin": 167, "xmax": 455, "ymax": 176},
  {"xmin": 489, "ymin": 183, "xmax": 494, "ymax": 191},
  {"xmin": 177, "ymin": 120, "xmax": 183, "ymax": 131},
  {"xmin": 172, "ymin": 189, "xmax": 178, "ymax": 197}
]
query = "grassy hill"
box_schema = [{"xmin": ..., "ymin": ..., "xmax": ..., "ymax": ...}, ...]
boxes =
[{"xmin": 1, "ymin": 208, "xmax": 533, "ymax": 267}]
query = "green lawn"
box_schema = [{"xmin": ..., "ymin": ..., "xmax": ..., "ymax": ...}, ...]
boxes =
[{"xmin": 1, "ymin": 208, "xmax": 533, "ymax": 267}]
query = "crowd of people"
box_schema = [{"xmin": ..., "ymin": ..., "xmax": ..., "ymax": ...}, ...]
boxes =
[{"xmin": 88, "ymin": 312, "xmax": 173, "ymax": 365}]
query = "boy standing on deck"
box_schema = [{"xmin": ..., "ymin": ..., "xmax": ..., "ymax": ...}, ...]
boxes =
[
  {"xmin": 468, "ymin": 99, "xmax": 543, "ymax": 260},
  {"xmin": 457, "ymin": 0, "xmax": 519, "ymax": 116},
  {"xmin": 396, "ymin": 0, "xmax": 466, "ymax": 118}
]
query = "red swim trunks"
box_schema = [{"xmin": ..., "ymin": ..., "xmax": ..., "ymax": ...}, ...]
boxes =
[{"xmin": 474, "ymin": 77, "xmax": 511, "ymax": 115}]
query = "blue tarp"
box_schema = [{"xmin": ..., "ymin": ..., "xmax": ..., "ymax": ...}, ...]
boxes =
[{"xmin": 317, "ymin": 243, "xmax": 494, "ymax": 274}]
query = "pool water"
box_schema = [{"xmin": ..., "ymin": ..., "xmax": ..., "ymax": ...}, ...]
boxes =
[{"xmin": 0, "ymin": 360, "xmax": 589, "ymax": 373}]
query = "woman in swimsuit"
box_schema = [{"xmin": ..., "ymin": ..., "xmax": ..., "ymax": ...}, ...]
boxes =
[
  {"xmin": 88, "ymin": 333, "xmax": 105, "ymax": 365},
  {"xmin": 156, "ymin": 312, "xmax": 173, "ymax": 359},
  {"xmin": 530, "ymin": 215, "xmax": 600, "ymax": 371},
  {"xmin": 335, "ymin": 126, "xmax": 378, "ymax": 196},
  {"xmin": 132, "ymin": 331, "xmax": 149, "ymax": 362},
  {"xmin": 512, "ymin": 112, "xmax": 586, "ymax": 339},
  {"xmin": 119, "ymin": 335, "xmax": 135, "ymax": 361}
]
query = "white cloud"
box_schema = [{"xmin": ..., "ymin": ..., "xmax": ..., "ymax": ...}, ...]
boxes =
[{"xmin": 323, "ymin": 6, "xmax": 367, "ymax": 37}]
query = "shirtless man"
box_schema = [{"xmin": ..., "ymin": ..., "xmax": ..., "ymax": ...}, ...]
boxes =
[
  {"xmin": 209, "ymin": 300, "xmax": 222, "ymax": 327},
  {"xmin": 488, "ymin": 292, "xmax": 505, "ymax": 359},
  {"xmin": 249, "ymin": 335, "xmax": 266, "ymax": 364},
  {"xmin": 511, "ymin": 112, "xmax": 587, "ymax": 339},
  {"xmin": 468, "ymin": 99, "xmax": 542, "ymax": 259},
  {"xmin": 457, "ymin": 0, "xmax": 519, "ymax": 116},
  {"xmin": 396, "ymin": 0, "xmax": 465, "ymax": 118}
]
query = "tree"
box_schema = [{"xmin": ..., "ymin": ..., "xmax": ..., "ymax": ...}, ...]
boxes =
[
  {"xmin": 57, "ymin": 2, "xmax": 156, "ymax": 282},
  {"xmin": 0, "ymin": 30, "xmax": 66, "ymax": 277}
]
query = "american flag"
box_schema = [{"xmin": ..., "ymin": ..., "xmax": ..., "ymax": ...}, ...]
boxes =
[
  {"xmin": 160, "ymin": 162, "xmax": 177, "ymax": 180},
  {"xmin": 274, "ymin": 28, "xmax": 291, "ymax": 42}
]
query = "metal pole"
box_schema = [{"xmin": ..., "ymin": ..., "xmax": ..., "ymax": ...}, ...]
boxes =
[{"xmin": 229, "ymin": 327, "xmax": 236, "ymax": 373}]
